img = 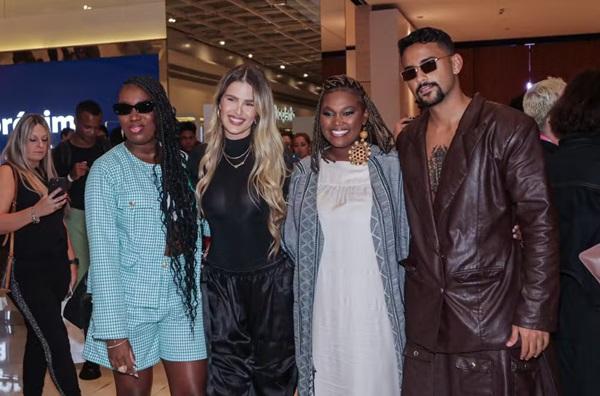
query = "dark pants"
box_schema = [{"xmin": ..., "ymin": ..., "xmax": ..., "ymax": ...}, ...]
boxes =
[
  {"xmin": 203, "ymin": 256, "xmax": 297, "ymax": 396},
  {"xmin": 12, "ymin": 259, "xmax": 81, "ymax": 396},
  {"xmin": 555, "ymin": 275, "xmax": 600, "ymax": 396},
  {"xmin": 402, "ymin": 343, "xmax": 559, "ymax": 396}
]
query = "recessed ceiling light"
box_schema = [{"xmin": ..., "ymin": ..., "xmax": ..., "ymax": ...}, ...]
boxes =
[
  {"xmin": 297, "ymin": 81, "xmax": 304, "ymax": 85},
  {"xmin": 277, "ymin": 74, "xmax": 283, "ymax": 78},
  {"xmin": 219, "ymin": 40, "xmax": 226, "ymax": 46},
  {"xmin": 248, "ymin": 53, "xmax": 253, "ymax": 59},
  {"xmin": 83, "ymin": 4, "xmax": 92, "ymax": 10},
  {"xmin": 303, "ymin": 73, "xmax": 308, "ymax": 78},
  {"xmin": 280, "ymin": 65, "xmax": 286, "ymax": 70},
  {"xmin": 183, "ymin": 43, "xmax": 191, "ymax": 49},
  {"xmin": 168, "ymin": 17, "xmax": 177, "ymax": 23}
]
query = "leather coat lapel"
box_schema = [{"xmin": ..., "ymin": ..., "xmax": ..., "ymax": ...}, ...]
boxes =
[
  {"xmin": 403, "ymin": 114, "xmax": 438, "ymax": 240},
  {"xmin": 433, "ymin": 94, "xmax": 486, "ymax": 220}
]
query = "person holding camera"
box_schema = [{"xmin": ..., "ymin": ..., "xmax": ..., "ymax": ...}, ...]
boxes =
[{"xmin": 0, "ymin": 114, "xmax": 80, "ymax": 395}]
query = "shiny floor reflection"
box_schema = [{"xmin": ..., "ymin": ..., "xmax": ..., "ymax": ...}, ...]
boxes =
[{"xmin": 0, "ymin": 296, "xmax": 170, "ymax": 395}]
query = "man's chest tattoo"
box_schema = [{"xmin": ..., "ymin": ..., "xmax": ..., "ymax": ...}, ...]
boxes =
[{"xmin": 428, "ymin": 145, "xmax": 448, "ymax": 195}]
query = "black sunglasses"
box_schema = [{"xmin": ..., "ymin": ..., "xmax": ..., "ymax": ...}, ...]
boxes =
[
  {"xmin": 401, "ymin": 54, "xmax": 453, "ymax": 81},
  {"xmin": 113, "ymin": 100, "xmax": 155, "ymax": 115}
]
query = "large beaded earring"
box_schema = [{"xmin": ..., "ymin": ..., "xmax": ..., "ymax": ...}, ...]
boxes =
[{"xmin": 348, "ymin": 127, "xmax": 371, "ymax": 165}]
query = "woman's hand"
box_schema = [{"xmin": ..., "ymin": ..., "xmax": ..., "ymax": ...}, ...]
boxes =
[
  {"xmin": 106, "ymin": 339, "xmax": 138, "ymax": 377},
  {"xmin": 32, "ymin": 188, "xmax": 68, "ymax": 218}
]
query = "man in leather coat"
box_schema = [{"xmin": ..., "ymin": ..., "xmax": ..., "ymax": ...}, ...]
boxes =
[{"xmin": 396, "ymin": 27, "xmax": 560, "ymax": 395}]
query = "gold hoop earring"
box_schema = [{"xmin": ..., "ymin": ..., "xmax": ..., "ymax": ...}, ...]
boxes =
[{"xmin": 348, "ymin": 128, "xmax": 371, "ymax": 165}]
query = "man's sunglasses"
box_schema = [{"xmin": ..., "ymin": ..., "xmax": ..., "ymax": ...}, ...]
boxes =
[
  {"xmin": 401, "ymin": 54, "xmax": 453, "ymax": 81},
  {"xmin": 113, "ymin": 100, "xmax": 155, "ymax": 115}
]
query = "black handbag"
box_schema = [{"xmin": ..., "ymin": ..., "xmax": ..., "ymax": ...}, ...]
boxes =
[
  {"xmin": 63, "ymin": 271, "xmax": 92, "ymax": 329},
  {"xmin": 0, "ymin": 166, "xmax": 18, "ymax": 297}
]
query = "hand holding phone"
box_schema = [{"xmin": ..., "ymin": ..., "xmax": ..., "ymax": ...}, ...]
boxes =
[{"xmin": 48, "ymin": 177, "xmax": 70, "ymax": 194}]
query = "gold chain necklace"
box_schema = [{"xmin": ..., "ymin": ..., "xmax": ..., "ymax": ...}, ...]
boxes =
[{"xmin": 222, "ymin": 146, "xmax": 251, "ymax": 169}]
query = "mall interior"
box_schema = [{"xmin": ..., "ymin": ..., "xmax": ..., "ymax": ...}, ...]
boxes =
[{"xmin": 1, "ymin": 0, "xmax": 600, "ymax": 395}]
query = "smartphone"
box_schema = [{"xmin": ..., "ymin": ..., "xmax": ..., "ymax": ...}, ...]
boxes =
[{"xmin": 48, "ymin": 177, "xmax": 70, "ymax": 194}]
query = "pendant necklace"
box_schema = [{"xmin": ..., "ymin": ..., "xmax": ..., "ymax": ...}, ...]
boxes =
[{"xmin": 223, "ymin": 145, "xmax": 251, "ymax": 169}]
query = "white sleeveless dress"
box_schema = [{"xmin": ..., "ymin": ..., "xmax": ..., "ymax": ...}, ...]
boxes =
[{"xmin": 313, "ymin": 159, "xmax": 400, "ymax": 395}]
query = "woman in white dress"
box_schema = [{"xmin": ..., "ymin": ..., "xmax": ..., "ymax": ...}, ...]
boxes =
[{"xmin": 283, "ymin": 75, "xmax": 410, "ymax": 395}]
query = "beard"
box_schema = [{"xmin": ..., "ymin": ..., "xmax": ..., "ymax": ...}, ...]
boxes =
[{"xmin": 415, "ymin": 82, "xmax": 446, "ymax": 108}]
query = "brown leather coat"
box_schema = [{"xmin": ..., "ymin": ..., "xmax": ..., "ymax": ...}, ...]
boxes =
[{"xmin": 397, "ymin": 94, "xmax": 559, "ymax": 354}]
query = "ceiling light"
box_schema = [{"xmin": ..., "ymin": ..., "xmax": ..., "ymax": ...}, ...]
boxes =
[
  {"xmin": 219, "ymin": 40, "xmax": 226, "ymax": 46},
  {"xmin": 247, "ymin": 53, "xmax": 253, "ymax": 59},
  {"xmin": 303, "ymin": 73, "xmax": 308, "ymax": 78},
  {"xmin": 168, "ymin": 17, "xmax": 177, "ymax": 23},
  {"xmin": 277, "ymin": 74, "xmax": 283, "ymax": 78},
  {"xmin": 183, "ymin": 43, "xmax": 191, "ymax": 49},
  {"xmin": 83, "ymin": 4, "xmax": 92, "ymax": 10},
  {"xmin": 280, "ymin": 65, "xmax": 286, "ymax": 70}
]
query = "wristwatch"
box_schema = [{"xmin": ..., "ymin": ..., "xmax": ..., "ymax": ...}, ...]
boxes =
[{"xmin": 69, "ymin": 258, "xmax": 79, "ymax": 266}]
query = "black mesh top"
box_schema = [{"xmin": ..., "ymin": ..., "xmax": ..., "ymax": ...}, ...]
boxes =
[{"xmin": 202, "ymin": 135, "xmax": 273, "ymax": 271}]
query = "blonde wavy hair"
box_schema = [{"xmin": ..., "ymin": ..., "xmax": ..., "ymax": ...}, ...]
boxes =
[
  {"xmin": 196, "ymin": 64, "xmax": 286, "ymax": 256},
  {"xmin": 1, "ymin": 114, "xmax": 56, "ymax": 195}
]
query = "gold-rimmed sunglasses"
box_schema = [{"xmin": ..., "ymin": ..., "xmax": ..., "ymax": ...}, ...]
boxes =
[{"xmin": 401, "ymin": 54, "xmax": 453, "ymax": 81}]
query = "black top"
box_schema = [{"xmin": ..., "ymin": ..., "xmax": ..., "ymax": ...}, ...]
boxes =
[
  {"xmin": 13, "ymin": 172, "xmax": 68, "ymax": 263},
  {"xmin": 546, "ymin": 133, "xmax": 600, "ymax": 305},
  {"xmin": 202, "ymin": 136, "xmax": 273, "ymax": 271},
  {"xmin": 52, "ymin": 141, "xmax": 106, "ymax": 210}
]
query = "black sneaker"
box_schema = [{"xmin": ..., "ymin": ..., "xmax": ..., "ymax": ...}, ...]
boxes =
[{"xmin": 79, "ymin": 361, "xmax": 101, "ymax": 380}]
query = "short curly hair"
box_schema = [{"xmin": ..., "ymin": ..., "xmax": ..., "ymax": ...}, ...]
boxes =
[
  {"xmin": 523, "ymin": 77, "xmax": 566, "ymax": 131},
  {"xmin": 549, "ymin": 69, "xmax": 600, "ymax": 138}
]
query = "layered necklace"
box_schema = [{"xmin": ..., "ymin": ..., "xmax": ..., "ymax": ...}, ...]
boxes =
[{"xmin": 223, "ymin": 145, "xmax": 251, "ymax": 169}]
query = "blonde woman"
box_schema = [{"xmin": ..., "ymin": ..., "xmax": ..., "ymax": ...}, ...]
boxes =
[
  {"xmin": 196, "ymin": 64, "xmax": 296, "ymax": 395},
  {"xmin": 0, "ymin": 114, "xmax": 80, "ymax": 395}
]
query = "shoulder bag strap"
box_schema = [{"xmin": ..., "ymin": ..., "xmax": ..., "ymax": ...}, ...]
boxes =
[{"xmin": 1, "ymin": 166, "xmax": 18, "ymax": 290}]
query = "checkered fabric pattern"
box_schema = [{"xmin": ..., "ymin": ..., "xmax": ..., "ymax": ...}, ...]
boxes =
[{"xmin": 83, "ymin": 144, "xmax": 206, "ymax": 369}]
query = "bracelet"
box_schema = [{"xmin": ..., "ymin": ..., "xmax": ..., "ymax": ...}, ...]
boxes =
[
  {"xmin": 107, "ymin": 340, "xmax": 127, "ymax": 349},
  {"xmin": 69, "ymin": 258, "xmax": 79, "ymax": 266},
  {"xmin": 31, "ymin": 207, "xmax": 40, "ymax": 224}
]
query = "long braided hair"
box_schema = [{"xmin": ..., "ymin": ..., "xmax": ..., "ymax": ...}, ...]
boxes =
[
  {"xmin": 311, "ymin": 75, "xmax": 395, "ymax": 172},
  {"xmin": 122, "ymin": 76, "xmax": 199, "ymax": 324}
]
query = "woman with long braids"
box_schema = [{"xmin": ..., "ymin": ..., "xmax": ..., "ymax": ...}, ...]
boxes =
[
  {"xmin": 83, "ymin": 76, "xmax": 206, "ymax": 395},
  {"xmin": 283, "ymin": 75, "xmax": 410, "ymax": 395},
  {"xmin": 196, "ymin": 64, "xmax": 296, "ymax": 395}
]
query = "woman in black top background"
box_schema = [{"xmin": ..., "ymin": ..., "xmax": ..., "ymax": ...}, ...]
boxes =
[
  {"xmin": 0, "ymin": 114, "xmax": 80, "ymax": 396},
  {"xmin": 195, "ymin": 64, "xmax": 296, "ymax": 395}
]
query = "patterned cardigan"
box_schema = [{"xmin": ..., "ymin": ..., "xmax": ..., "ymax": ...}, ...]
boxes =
[{"xmin": 282, "ymin": 147, "xmax": 410, "ymax": 395}]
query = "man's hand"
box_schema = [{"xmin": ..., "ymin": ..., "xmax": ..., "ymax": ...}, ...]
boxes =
[
  {"xmin": 506, "ymin": 325, "xmax": 550, "ymax": 360},
  {"xmin": 70, "ymin": 161, "xmax": 89, "ymax": 181}
]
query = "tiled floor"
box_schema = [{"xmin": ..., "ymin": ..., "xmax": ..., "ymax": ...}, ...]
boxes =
[{"xmin": 0, "ymin": 296, "xmax": 171, "ymax": 395}]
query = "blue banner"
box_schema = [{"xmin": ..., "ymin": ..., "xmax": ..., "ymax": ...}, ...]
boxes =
[{"xmin": 0, "ymin": 54, "xmax": 159, "ymax": 151}]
